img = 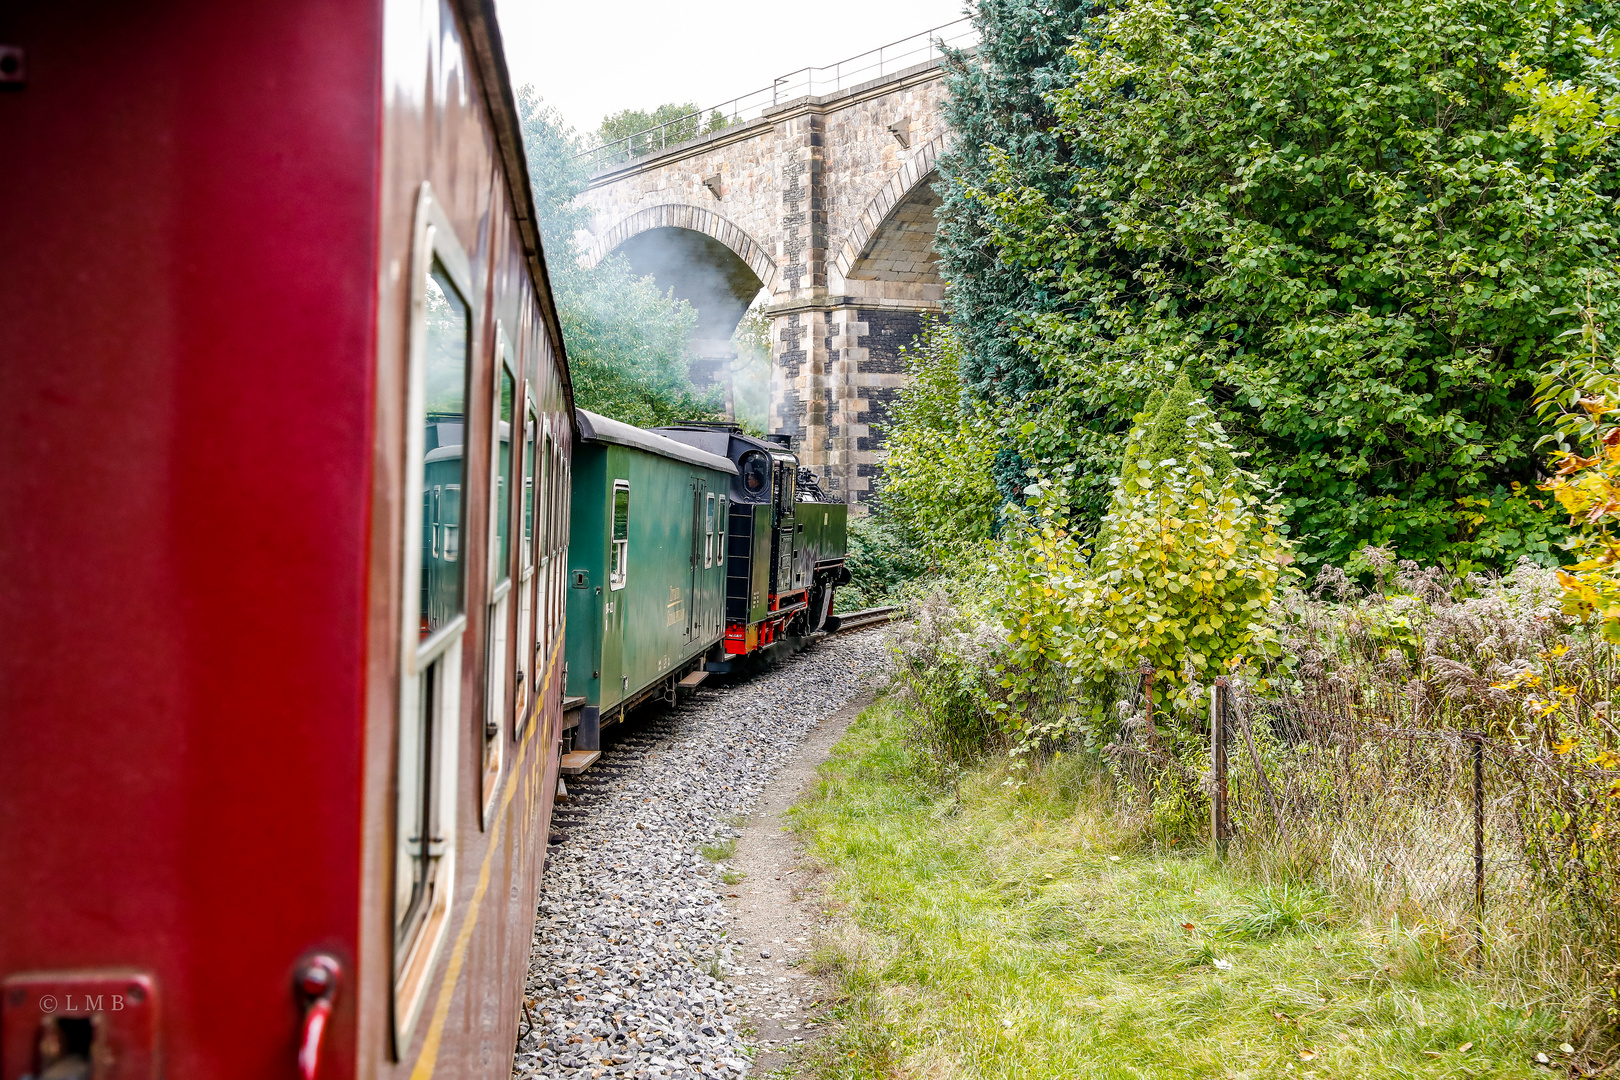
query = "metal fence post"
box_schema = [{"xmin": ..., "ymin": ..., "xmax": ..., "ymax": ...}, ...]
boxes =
[{"xmin": 1212, "ymin": 677, "xmax": 1230, "ymax": 854}]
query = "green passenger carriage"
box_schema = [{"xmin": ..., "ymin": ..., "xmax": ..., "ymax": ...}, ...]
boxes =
[{"xmin": 563, "ymin": 410, "xmax": 738, "ymax": 750}]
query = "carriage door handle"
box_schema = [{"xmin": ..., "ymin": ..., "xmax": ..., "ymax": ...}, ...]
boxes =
[{"xmin": 295, "ymin": 955, "xmax": 341, "ymax": 1080}]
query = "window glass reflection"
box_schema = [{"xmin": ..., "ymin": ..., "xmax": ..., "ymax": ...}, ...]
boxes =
[
  {"xmin": 421, "ymin": 262, "xmax": 468, "ymax": 639},
  {"xmin": 610, "ymin": 483, "xmax": 630, "ymax": 590},
  {"xmin": 522, "ymin": 411, "xmax": 537, "ymax": 562},
  {"xmin": 495, "ymin": 366, "xmax": 514, "ymax": 583}
]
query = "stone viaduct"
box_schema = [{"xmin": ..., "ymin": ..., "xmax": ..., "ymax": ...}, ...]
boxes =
[{"xmin": 575, "ymin": 40, "xmax": 959, "ymax": 510}]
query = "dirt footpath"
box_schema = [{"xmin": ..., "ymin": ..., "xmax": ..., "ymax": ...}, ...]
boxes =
[{"xmin": 721, "ymin": 687, "xmax": 876, "ymax": 1076}]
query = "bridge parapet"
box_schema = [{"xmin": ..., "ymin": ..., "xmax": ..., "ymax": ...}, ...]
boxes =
[{"xmin": 575, "ymin": 18, "xmax": 973, "ymax": 173}]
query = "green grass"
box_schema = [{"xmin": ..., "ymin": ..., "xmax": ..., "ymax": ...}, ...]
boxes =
[
  {"xmin": 789, "ymin": 702, "xmax": 1571, "ymax": 1079},
  {"xmin": 701, "ymin": 837, "xmax": 738, "ymax": 862}
]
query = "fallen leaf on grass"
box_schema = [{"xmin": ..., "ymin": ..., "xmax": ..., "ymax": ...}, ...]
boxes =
[
  {"xmin": 1424, "ymin": 1051, "xmax": 1443, "ymax": 1058},
  {"xmin": 1459, "ymin": 1042, "xmax": 1473, "ymax": 1053},
  {"xmin": 1181, "ymin": 923, "xmax": 1197, "ymax": 932},
  {"xmin": 1299, "ymin": 1050, "xmax": 1317, "ymax": 1061}
]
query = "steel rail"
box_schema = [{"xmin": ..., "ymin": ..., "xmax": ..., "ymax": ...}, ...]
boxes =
[{"xmin": 829, "ymin": 605, "xmax": 903, "ymax": 633}]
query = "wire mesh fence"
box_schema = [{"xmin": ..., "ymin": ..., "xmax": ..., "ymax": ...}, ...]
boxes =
[{"xmin": 1187, "ymin": 677, "xmax": 1620, "ymax": 972}]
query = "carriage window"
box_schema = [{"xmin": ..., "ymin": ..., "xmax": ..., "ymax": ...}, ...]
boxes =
[
  {"xmin": 420, "ymin": 262, "xmax": 468, "ymax": 637},
  {"xmin": 718, "ymin": 495, "xmax": 727, "ymax": 554},
  {"xmin": 541, "ymin": 433, "xmax": 554, "ymax": 562},
  {"xmin": 441, "ymin": 485, "xmax": 460, "ymax": 562},
  {"xmin": 494, "ymin": 365, "xmax": 514, "ymax": 584},
  {"xmin": 555, "ymin": 453, "xmax": 566, "ymax": 558},
  {"xmin": 609, "ymin": 481, "xmax": 630, "ymax": 590},
  {"xmin": 705, "ymin": 493, "xmax": 716, "ymax": 567},
  {"xmin": 394, "ymin": 218, "xmax": 471, "ymax": 1045},
  {"xmin": 522, "ymin": 408, "xmax": 537, "ymax": 568}
]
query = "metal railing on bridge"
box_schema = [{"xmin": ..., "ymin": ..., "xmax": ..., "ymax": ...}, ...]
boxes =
[{"xmin": 575, "ymin": 17, "xmax": 976, "ymax": 174}]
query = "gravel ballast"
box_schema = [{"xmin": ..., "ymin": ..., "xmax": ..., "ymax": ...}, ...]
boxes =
[{"xmin": 512, "ymin": 630, "xmax": 889, "ymax": 1080}]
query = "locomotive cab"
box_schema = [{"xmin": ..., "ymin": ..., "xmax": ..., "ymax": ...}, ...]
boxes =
[{"xmin": 653, "ymin": 424, "xmax": 849, "ymax": 657}]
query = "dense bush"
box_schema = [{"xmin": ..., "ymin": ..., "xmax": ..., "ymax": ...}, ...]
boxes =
[
  {"xmin": 947, "ymin": 0, "xmax": 1620, "ymax": 569},
  {"xmin": 875, "ymin": 322, "xmax": 1002, "ymax": 573},
  {"xmin": 997, "ymin": 379, "xmax": 1296, "ymax": 725},
  {"xmin": 835, "ymin": 516, "xmax": 928, "ymax": 612}
]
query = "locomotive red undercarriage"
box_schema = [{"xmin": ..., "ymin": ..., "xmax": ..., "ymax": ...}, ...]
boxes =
[{"xmin": 721, "ymin": 588, "xmax": 810, "ymax": 655}]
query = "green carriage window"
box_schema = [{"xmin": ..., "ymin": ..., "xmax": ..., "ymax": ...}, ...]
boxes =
[
  {"xmin": 705, "ymin": 493, "xmax": 716, "ymax": 567},
  {"xmin": 609, "ymin": 482, "xmax": 630, "ymax": 591},
  {"xmin": 420, "ymin": 261, "xmax": 468, "ymax": 640},
  {"xmin": 495, "ymin": 365, "xmax": 514, "ymax": 583},
  {"xmin": 612, "ymin": 485, "xmax": 629, "ymax": 540}
]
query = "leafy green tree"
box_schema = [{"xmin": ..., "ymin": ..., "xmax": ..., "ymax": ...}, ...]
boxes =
[
  {"xmin": 596, "ymin": 102, "xmax": 703, "ymax": 162},
  {"xmin": 935, "ymin": 0, "xmax": 1101, "ymax": 508},
  {"xmin": 727, "ymin": 304, "xmax": 771, "ymax": 435},
  {"xmin": 997, "ymin": 386, "xmax": 1296, "ymax": 723},
  {"xmin": 955, "ymin": 0, "xmax": 1620, "ymax": 568},
  {"xmin": 878, "ymin": 322, "xmax": 1003, "ymax": 570},
  {"xmin": 517, "ymin": 89, "xmax": 722, "ymax": 426},
  {"xmin": 1508, "ymin": 24, "xmax": 1620, "ymax": 641}
]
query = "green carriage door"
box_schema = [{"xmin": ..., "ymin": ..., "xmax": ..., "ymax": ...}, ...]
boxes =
[{"xmin": 604, "ymin": 478, "xmax": 630, "ymax": 708}]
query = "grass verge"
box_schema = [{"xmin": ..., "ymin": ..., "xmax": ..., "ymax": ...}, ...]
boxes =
[{"xmin": 789, "ymin": 701, "xmax": 1580, "ymax": 1079}]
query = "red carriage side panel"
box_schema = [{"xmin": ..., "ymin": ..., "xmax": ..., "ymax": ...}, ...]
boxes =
[
  {"xmin": 0, "ymin": 2, "xmax": 381, "ymax": 1077},
  {"xmin": 361, "ymin": 2, "xmax": 574, "ymax": 1075}
]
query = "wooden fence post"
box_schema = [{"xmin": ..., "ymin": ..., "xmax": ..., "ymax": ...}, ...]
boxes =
[
  {"xmin": 1212, "ymin": 677, "xmax": 1230, "ymax": 855},
  {"xmin": 1472, "ymin": 735, "xmax": 1485, "ymax": 966},
  {"xmin": 1139, "ymin": 661, "xmax": 1161, "ymax": 750}
]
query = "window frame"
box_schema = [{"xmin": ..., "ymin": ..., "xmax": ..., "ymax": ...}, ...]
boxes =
[
  {"xmin": 539, "ymin": 422, "xmax": 554, "ymax": 653},
  {"xmin": 481, "ymin": 327, "xmax": 517, "ymax": 827},
  {"xmin": 391, "ymin": 182, "xmax": 473, "ymax": 1053},
  {"xmin": 521, "ymin": 395, "xmax": 538, "ymax": 577},
  {"xmin": 514, "ymin": 389, "xmax": 540, "ymax": 742},
  {"xmin": 704, "ymin": 492, "xmax": 716, "ymax": 568},
  {"xmin": 488, "ymin": 325, "xmax": 516, "ymax": 600},
  {"xmin": 609, "ymin": 480, "xmax": 630, "ymax": 592}
]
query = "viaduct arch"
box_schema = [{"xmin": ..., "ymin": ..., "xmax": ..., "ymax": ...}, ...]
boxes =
[{"xmin": 575, "ymin": 50, "xmax": 953, "ymax": 510}]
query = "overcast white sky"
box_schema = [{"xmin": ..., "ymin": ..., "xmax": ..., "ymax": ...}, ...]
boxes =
[{"xmin": 496, "ymin": 0, "xmax": 967, "ymax": 135}]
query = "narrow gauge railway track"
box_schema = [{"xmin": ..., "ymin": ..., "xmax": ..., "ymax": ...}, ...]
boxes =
[
  {"xmin": 827, "ymin": 605, "xmax": 902, "ymax": 634},
  {"xmin": 515, "ymin": 631, "xmax": 890, "ymax": 1080}
]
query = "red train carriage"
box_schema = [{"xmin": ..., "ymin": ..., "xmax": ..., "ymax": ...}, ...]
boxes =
[{"xmin": 0, "ymin": 2, "xmax": 572, "ymax": 1077}]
